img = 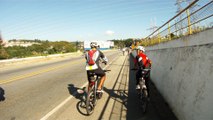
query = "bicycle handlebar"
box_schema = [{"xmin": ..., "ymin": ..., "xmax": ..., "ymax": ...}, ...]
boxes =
[
  {"xmin": 131, "ymin": 68, "xmax": 151, "ymax": 71},
  {"xmin": 102, "ymin": 61, "xmax": 107, "ymax": 65},
  {"xmin": 104, "ymin": 70, "xmax": 111, "ymax": 72},
  {"xmin": 143, "ymin": 68, "xmax": 151, "ymax": 71}
]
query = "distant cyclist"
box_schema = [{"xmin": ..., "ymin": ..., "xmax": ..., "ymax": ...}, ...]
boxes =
[
  {"xmin": 134, "ymin": 46, "xmax": 152, "ymax": 97},
  {"xmin": 122, "ymin": 48, "xmax": 126, "ymax": 56},
  {"xmin": 85, "ymin": 42, "xmax": 108, "ymax": 93}
]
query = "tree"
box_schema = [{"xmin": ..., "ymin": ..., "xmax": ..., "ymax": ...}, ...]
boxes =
[
  {"xmin": 1, "ymin": 40, "xmax": 77, "ymax": 59},
  {"xmin": 0, "ymin": 45, "xmax": 9, "ymax": 59},
  {"xmin": 111, "ymin": 39, "xmax": 134, "ymax": 49}
]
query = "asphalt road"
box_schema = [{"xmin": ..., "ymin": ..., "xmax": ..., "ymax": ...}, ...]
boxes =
[
  {"xmin": 0, "ymin": 50, "xmax": 118, "ymax": 119},
  {"xmin": 0, "ymin": 50, "xmax": 177, "ymax": 120}
]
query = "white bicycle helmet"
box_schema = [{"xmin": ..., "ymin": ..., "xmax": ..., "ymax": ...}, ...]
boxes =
[
  {"xmin": 90, "ymin": 42, "xmax": 98, "ymax": 48},
  {"xmin": 137, "ymin": 46, "xmax": 145, "ymax": 52}
]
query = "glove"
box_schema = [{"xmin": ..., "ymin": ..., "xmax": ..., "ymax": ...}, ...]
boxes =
[{"xmin": 103, "ymin": 61, "xmax": 107, "ymax": 65}]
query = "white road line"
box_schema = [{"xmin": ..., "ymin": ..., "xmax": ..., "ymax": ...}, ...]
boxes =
[
  {"xmin": 40, "ymin": 55, "xmax": 118, "ymax": 120},
  {"xmin": 40, "ymin": 82, "xmax": 87, "ymax": 120}
]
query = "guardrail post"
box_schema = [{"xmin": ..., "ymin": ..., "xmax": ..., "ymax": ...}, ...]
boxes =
[
  {"xmin": 186, "ymin": 9, "xmax": 192, "ymax": 35},
  {"xmin": 158, "ymin": 30, "xmax": 161, "ymax": 43},
  {"xmin": 168, "ymin": 22, "xmax": 171, "ymax": 40}
]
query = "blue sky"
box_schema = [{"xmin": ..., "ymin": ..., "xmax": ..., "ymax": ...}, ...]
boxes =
[{"xmin": 0, "ymin": 0, "xmax": 209, "ymax": 41}]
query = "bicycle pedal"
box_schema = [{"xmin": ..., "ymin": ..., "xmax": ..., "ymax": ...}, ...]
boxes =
[{"xmin": 97, "ymin": 93, "xmax": 103, "ymax": 99}]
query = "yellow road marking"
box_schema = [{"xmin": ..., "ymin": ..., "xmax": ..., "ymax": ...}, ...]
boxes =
[{"xmin": 0, "ymin": 59, "xmax": 84, "ymax": 85}]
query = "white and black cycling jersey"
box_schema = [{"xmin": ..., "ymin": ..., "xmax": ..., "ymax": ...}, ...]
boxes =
[{"xmin": 85, "ymin": 50, "xmax": 108, "ymax": 70}]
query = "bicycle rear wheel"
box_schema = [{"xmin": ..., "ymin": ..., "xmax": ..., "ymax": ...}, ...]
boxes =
[
  {"xmin": 141, "ymin": 89, "xmax": 148, "ymax": 113},
  {"xmin": 139, "ymin": 82, "xmax": 148, "ymax": 113},
  {"xmin": 86, "ymin": 87, "xmax": 96, "ymax": 115}
]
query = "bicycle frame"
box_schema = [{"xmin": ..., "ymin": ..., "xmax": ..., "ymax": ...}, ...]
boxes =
[
  {"xmin": 138, "ymin": 69, "xmax": 150, "ymax": 113},
  {"xmin": 85, "ymin": 76, "xmax": 98, "ymax": 115},
  {"xmin": 85, "ymin": 69, "xmax": 110, "ymax": 115},
  {"xmin": 139, "ymin": 78, "xmax": 148, "ymax": 98},
  {"xmin": 131, "ymin": 67, "xmax": 150, "ymax": 113}
]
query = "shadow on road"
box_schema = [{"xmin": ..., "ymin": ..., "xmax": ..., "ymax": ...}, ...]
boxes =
[
  {"xmin": 0, "ymin": 87, "xmax": 5, "ymax": 102},
  {"xmin": 104, "ymin": 87, "xmax": 128, "ymax": 108},
  {"xmin": 67, "ymin": 84, "xmax": 88, "ymax": 116},
  {"xmin": 127, "ymin": 55, "xmax": 178, "ymax": 120},
  {"xmin": 67, "ymin": 84, "xmax": 85, "ymax": 99}
]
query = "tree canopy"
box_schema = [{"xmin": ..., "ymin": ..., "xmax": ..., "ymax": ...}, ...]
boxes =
[{"xmin": 0, "ymin": 40, "xmax": 76, "ymax": 59}]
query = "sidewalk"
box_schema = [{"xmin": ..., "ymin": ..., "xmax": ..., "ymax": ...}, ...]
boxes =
[
  {"xmin": 101, "ymin": 54, "xmax": 129, "ymax": 120},
  {"xmin": 100, "ymin": 54, "xmax": 178, "ymax": 120}
]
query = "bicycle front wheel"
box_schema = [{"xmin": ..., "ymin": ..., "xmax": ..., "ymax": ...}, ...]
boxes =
[
  {"xmin": 141, "ymin": 89, "xmax": 148, "ymax": 113},
  {"xmin": 139, "ymin": 83, "xmax": 148, "ymax": 113},
  {"xmin": 86, "ymin": 88, "xmax": 96, "ymax": 115}
]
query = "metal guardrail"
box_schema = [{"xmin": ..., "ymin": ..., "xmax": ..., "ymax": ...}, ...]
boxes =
[{"xmin": 143, "ymin": 0, "xmax": 213, "ymax": 46}]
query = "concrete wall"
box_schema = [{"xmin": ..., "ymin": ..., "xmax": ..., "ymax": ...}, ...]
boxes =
[{"xmin": 145, "ymin": 28, "xmax": 213, "ymax": 120}]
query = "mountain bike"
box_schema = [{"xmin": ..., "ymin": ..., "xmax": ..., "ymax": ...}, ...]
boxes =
[
  {"xmin": 138, "ymin": 68, "xmax": 150, "ymax": 113},
  {"xmin": 132, "ymin": 68, "xmax": 150, "ymax": 113},
  {"xmin": 86, "ymin": 69, "xmax": 111, "ymax": 115}
]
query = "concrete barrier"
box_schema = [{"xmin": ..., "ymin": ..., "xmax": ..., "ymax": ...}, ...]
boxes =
[{"xmin": 145, "ymin": 28, "xmax": 213, "ymax": 120}]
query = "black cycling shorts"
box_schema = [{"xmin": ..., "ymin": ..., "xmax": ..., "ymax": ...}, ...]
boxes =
[{"xmin": 87, "ymin": 67, "xmax": 105, "ymax": 82}]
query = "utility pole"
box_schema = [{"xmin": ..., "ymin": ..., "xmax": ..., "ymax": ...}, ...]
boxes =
[
  {"xmin": 146, "ymin": 18, "xmax": 158, "ymax": 44},
  {"xmin": 175, "ymin": 0, "xmax": 185, "ymax": 35},
  {"xmin": 147, "ymin": 19, "xmax": 158, "ymax": 33},
  {"xmin": 146, "ymin": 18, "xmax": 158, "ymax": 37}
]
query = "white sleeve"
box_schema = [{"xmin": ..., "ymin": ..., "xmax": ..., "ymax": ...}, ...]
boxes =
[
  {"xmin": 138, "ymin": 57, "xmax": 142, "ymax": 62},
  {"xmin": 103, "ymin": 56, "xmax": 108, "ymax": 62}
]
